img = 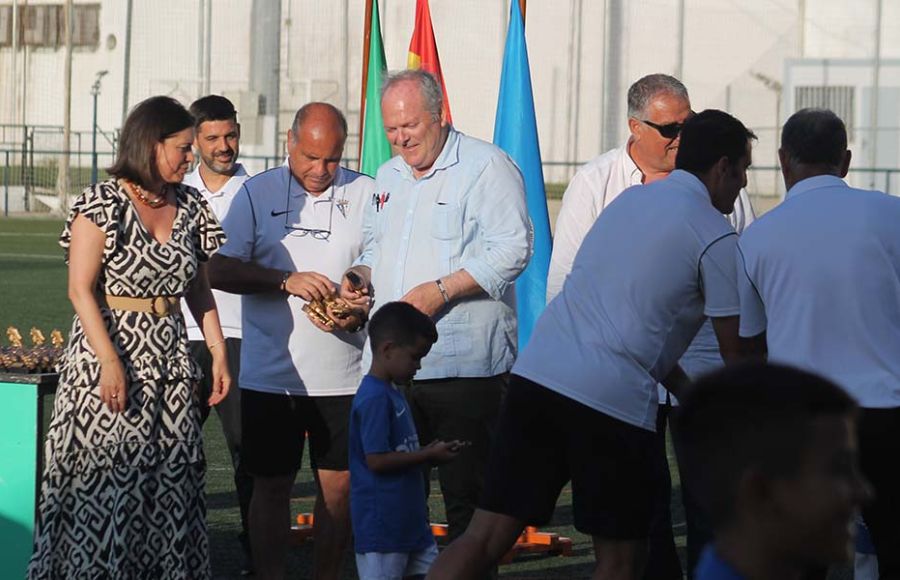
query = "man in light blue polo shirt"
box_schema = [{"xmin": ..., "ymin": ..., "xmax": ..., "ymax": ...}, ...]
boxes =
[
  {"xmin": 428, "ymin": 110, "xmax": 756, "ymax": 580},
  {"xmin": 738, "ymin": 108, "xmax": 900, "ymax": 577},
  {"xmin": 209, "ymin": 103, "xmax": 374, "ymax": 580},
  {"xmin": 342, "ymin": 69, "xmax": 531, "ymax": 544}
]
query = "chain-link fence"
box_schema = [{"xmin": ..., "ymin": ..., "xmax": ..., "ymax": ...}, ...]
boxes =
[{"xmin": 4, "ymin": 131, "xmax": 900, "ymax": 218}]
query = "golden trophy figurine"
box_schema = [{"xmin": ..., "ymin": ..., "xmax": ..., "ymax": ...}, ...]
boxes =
[
  {"xmin": 7, "ymin": 326, "xmax": 23, "ymax": 348},
  {"xmin": 30, "ymin": 327, "xmax": 46, "ymax": 347}
]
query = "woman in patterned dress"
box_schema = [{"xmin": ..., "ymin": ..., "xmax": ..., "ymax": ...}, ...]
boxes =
[{"xmin": 28, "ymin": 96, "xmax": 232, "ymax": 579}]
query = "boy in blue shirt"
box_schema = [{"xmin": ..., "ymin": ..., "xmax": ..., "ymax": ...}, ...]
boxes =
[
  {"xmin": 677, "ymin": 363, "xmax": 872, "ymax": 580},
  {"xmin": 350, "ymin": 302, "xmax": 462, "ymax": 580}
]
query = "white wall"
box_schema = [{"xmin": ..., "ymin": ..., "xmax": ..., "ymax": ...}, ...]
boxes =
[{"xmin": 1, "ymin": 0, "xmax": 897, "ymax": 194}]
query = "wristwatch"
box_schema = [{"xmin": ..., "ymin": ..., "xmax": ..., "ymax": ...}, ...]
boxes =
[
  {"xmin": 279, "ymin": 271, "xmax": 292, "ymax": 292},
  {"xmin": 348, "ymin": 310, "xmax": 369, "ymax": 333}
]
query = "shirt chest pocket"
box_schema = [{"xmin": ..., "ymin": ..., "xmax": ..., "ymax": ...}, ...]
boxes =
[{"xmin": 430, "ymin": 203, "xmax": 463, "ymax": 241}]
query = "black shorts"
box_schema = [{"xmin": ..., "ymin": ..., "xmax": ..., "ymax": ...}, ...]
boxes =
[
  {"xmin": 241, "ymin": 389, "xmax": 353, "ymax": 476},
  {"xmin": 858, "ymin": 406, "xmax": 900, "ymax": 576},
  {"xmin": 480, "ymin": 375, "xmax": 657, "ymax": 539}
]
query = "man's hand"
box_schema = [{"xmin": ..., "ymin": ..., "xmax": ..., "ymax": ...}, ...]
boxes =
[
  {"xmin": 305, "ymin": 305, "xmax": 337, "ymax": 333},
  {"xmin": 401, "ymin": 281, "xmax": 446, "ymax": 318},
  {"xmin": 284, "ymin": 271, "xmax": 334, "ymax": 301},
  {"xmin": 326, "ymin": 303, "xmax": 366, "ymax": 332},
  {"xmin": 339, "ymin": 267, "xmax": 372, "ymax": 305}
]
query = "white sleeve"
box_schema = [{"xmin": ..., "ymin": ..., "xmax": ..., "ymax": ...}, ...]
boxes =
[
  {"xmin": 737, "ymin": 241, "xmax": 767, "ymax": 337},
  {"xmin": 730, "ymin": 188, "xmax": 756, "ymax": 234},
  {"xmin": 699, "ymin": 233, "xmax": 741, "ymax": 317},
  {"xmin": 546, "ymin": 170, "xmax": 600, "ymax": 300}
]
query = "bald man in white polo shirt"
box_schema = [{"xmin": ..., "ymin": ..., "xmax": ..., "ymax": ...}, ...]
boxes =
[
  {"xmin": 428, "ymin": 111, "xmax": 758, "ymax": 580},
  {"xmin": 738, "ymin": 108, "xmax": 900, "ymax": 578},
  {"xmin": 208, "ymin": 103, "xmax": 374, "ymax": 580}
]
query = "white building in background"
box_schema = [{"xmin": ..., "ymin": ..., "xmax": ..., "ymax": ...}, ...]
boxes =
[{"xmin": 1, "ymin": 0, "xmax": 899, "ymax": 196}]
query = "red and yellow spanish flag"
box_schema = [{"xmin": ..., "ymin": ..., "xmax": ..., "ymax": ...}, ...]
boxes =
[{"xmin": 407, "ymin": 0, "xmax": 452, "ymax": 123}]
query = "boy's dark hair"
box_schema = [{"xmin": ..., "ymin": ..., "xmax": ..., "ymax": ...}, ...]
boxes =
[
  {"xmin": 108, "ymin": 96, "xmax": 194, "ymax": 188},
  {"xmin": 189, "ymin": 94, "xmax": 238, "ymax": 128},
  {"xmin": 781, "ymin": 108, "xmax": 847, "ymax": 169},
  {"xmin": 368, "ymin": 302, "xmax": 438, "ymax": 350},
  {"xmin": 675, "ymin": 109, "xmax": 756, "ymax": 174},
  {"xmin": 676, "ymin": 362, "xmax": 856, "ymax": 529}
]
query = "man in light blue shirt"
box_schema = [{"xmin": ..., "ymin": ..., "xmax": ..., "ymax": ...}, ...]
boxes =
[
  {"xmin": 738, "ymin": 108, "xmax": 900, "ymax": 577},
  {"xmin": 342, "ymin": 69, "xmax": 531, "ymax": 544}
]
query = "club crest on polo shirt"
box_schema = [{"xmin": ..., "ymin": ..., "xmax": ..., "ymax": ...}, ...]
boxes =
[
  {"xmin": 336, "ymin": 197, "xmax": 350, "ymax": 218},
  {"xmin": 372, "ymin": 191, "xmax": 390, "ymax": 212}
]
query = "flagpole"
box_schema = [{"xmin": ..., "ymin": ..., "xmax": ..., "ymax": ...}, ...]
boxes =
[{"xmin": 358, "ymin": 0, "xmax": 374, "ymax": 167}]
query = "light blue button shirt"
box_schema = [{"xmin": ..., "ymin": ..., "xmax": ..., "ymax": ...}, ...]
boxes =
[{"xmin": 356, "ymin": 128, "xmax": 532, "ymax": 379}]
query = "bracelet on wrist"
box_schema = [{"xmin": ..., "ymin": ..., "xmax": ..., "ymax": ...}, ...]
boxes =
[
  {"xmin": 435, "ymin": 278, "xmax": 450, "ymax": 305},
  {"xmin": 279, "ymin": 271, "xmax": 292, "ymax": 292},
  {"xmin": 207, "ymin": 339, "xmax": 225, "ymax": 352}
]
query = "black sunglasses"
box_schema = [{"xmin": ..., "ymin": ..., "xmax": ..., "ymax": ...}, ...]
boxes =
[{"xmin": 640, "ymin": 118, "xmax": 687, "ymax": 140}]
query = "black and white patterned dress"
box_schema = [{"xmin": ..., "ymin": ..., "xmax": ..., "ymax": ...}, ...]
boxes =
[{"xmin": 28, "ymin": 179, "xmax": 225, "ymax": 579}]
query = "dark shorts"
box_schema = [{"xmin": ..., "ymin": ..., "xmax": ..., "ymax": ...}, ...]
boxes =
[
  {"xmin": 241, "ymin": 388, "xmax": 353, "ymax": 476},
  {"xmin": 858, "ymin": 406, "xmax": 900, "ymax": 576},
  {"xmin": 480, "ymin": 375, "xmax": 657, "ymax": 539}
]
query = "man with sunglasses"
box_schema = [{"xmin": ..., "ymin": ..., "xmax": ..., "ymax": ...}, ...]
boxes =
[
  {"xmin": 208, "ymin": 102, "xmax": 374, "ymax": 580},
  {"xmin": 548, "ymin": 74, "xmax": 754, "ymax": 299},
  {"xmin": 547, "ymin": 74, "xmax": 756, "ymax": 580}
]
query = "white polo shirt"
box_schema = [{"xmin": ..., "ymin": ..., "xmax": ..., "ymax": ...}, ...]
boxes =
[
  {"xmin": 514, "ymin": 170, "xmax": 741, "ymax": 431},
  {"xmin": 218, "ymin": 165, "xmax": 375, "ymax": 396},
  {"xmin": 181, "ymin": 164, "xmax": 249, "ymax": 341},
  {"xmin": 739, "ymin": 174, "xmax": 900, "ymax": 408}
]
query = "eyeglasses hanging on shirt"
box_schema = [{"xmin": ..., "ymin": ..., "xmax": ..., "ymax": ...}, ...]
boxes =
[{"xmin": 283, "ymin": 164, "xmax": 334, "ymax": 240}]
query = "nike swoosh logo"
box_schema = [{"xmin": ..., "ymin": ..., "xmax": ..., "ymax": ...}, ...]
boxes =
[
  {"xmin": 271, "ymin": 209, "xmax": 291, "ymax": 217},
  {"xmin": 395, "ymin": 406, "xmax": 406, "ymax": 418}
]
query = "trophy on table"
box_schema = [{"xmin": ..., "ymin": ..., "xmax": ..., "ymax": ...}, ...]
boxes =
[{"xmin": 0, "ymin": 326, "xmax": 65, "ymax": 374}]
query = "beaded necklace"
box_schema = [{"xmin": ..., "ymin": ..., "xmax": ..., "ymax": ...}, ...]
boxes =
[{"xmin": 123, "ymin": 179, "xmax": 167, "ymax": 209}]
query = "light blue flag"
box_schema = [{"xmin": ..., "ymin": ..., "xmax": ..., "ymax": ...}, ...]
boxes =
[{"xmin": 493, "ymin": 0, "xmax": 552, "ymax": 349}]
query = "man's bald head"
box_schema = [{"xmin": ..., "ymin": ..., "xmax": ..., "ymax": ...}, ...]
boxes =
[
  {"xmin": 287, "ymin": 102, "xmax": 348, "ymax": 194},
  {"xmin": 291, "ymin": 102, "xmax": 348, "ymax": 141}
]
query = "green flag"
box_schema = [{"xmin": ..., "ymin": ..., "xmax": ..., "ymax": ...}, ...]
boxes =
[{"xmin": 360, "ymin": 0, "xmax": 391, "ymax": 177}]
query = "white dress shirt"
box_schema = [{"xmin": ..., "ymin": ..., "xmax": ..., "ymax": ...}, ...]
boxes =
[{"xmin": 547, "ymin": 143, "xmax": 642, "ymax": 300}]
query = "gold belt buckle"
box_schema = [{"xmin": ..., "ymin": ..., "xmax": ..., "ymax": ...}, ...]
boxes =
[{"xmin": 150, "ymin": 296, "xmax": 172, "ymax": 317}]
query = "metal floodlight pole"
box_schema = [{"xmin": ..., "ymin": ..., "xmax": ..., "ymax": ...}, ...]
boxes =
[
  {"xmin": 58, "ymin": 0, "xmax": 74, "ymax": 215},
  {"xmin": 90, "ymin": 70, "xmax": 109, "ymax": 184}
]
